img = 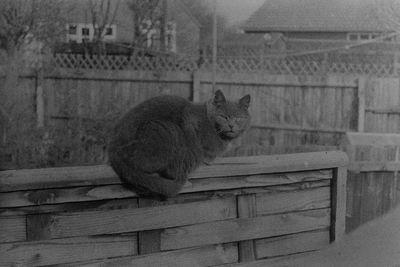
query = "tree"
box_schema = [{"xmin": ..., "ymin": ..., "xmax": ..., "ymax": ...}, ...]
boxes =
[
  {"xmin": 88, "ymin": 0, "xmax": 121, "ymax": 43},
  {"xmin": 127, "ymin": 0, "xmax": 164, "ymax": 49},
  {"xmin": 0, "ymin": 0, "xmax": 67, "ymax": 59},
  {"xmin": 180, "ymin": 0, "xmax": 228, "ymax": 50}
]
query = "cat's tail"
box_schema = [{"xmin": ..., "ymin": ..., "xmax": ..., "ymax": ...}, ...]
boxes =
[{"xmin": 109, "ymin": 156, "xmax": 184, "ymax": 199}]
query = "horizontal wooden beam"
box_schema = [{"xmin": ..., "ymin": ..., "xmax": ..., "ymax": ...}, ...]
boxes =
[
  {"xmin": 252, "ymin": 124, "xmax": 347, "ymax": 134},
  {"xmin": 366, "ymin": 107, "xmax": 400, "ymax": 114},
  {"xmin": 198, "ymin": 72, "xmax": 357, "ymax": 88},
  {"xmin": 0, "ymin": 151, "xmax": 348, "ymax": 192},
  {"xmin": 349, "ymin": 161, "xmax": 400, "ymax": 172}
]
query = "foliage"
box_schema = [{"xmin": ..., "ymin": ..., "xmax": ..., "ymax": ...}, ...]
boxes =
[{"xmin": 127, "ymin": 0, "xmax": 164, "ymax": 49}]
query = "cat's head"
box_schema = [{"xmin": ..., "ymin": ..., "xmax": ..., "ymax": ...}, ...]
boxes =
[{"xmin": 207, "ymin": 90, "xmax": 251, "ymax": 140}]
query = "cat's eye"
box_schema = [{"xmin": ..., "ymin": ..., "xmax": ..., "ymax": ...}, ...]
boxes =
[{"xmin": 218, "ymin": 115, "xmax": 229, "ymax": 120}]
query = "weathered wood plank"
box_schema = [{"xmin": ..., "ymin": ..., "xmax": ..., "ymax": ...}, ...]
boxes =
[
  {"xmin": 160, "ymin": 209, "xmax": 331, "ymax": 250},
  {"xmin": 0, "ymin": 180, "xmax": 331, "ymax": 216},
  {"xmin": 0, "ymin": 216, "xmax": 26, "ymax": 243},
  {"xmin": 184, "ymin": 171, "xmax": 332, "ymax": 194},
  {"xmin": 0, "ymin": 171, "xmax": 331, "ymax": 209},
  {"xmin": 59, "ymin": 243, "xmax": 238, "ymax": 267},
  {"xmin": 0, "ymin": 184, "xmax": 136, "ymax": 208},
  {"xmin": 0, "ymin": 234, "xmax": 137, "ymax": 266},
  {"xmin": 255, "ymin": 229, "xmax": 330, "ymax": 259},
  {"xmin": 256, "ymin": 186, "xmax": 330, "ymax": 216},
  {"xmin": 237, "ymin": 194, "xmax": 257, "ymax": 262},
  {"xmin": 0, "ymin": 152, "xmax": 348, "ymax": 192},
  {"xmin": 26, "ymin": 197, "xmax": 236, "ymax": 240},
  {"xmin": 138, "ymin": 198, "xmax": 161, "ymax": 255},
  {"xmin": 331, "ymin": 167, "xmax": 347, "ymax": 241}
]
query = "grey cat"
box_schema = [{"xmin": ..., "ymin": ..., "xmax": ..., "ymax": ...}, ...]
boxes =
[{"xmin": 108, "ymin": 90, "xmax": 251, "ymax": 200}]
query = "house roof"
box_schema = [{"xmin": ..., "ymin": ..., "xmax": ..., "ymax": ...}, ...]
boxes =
[{"xmin": 243, "ymin": 0, "xmax": 391, "ymax": 33}]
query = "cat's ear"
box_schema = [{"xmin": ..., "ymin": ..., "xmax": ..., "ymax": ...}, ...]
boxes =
[
  {"xmin": 213, "ymin": 90, "xmax": 226, "ymax": 107},
  {"xmin": 239, "ymin": 94, "xmax": 251, "ymax": 109}
]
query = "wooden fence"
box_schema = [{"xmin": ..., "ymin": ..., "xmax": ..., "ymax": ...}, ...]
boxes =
[
  {"xmin": 341, "ymin": 132, "xmax": 400, "ymax": 232},
  {"xmin": 3, "ymin": 68, "xmax": 400, "ymax": 166},
  {"xmin": 0, "ymin": 151, "xmax": 348, "ymax": 266}
]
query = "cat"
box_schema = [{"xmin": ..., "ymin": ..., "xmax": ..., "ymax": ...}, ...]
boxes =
[{"xmin": 108, "ymin": 90, "xmax": 251, "ymax": 200}]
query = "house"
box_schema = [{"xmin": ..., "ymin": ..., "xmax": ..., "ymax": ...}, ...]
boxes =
[
  {"xmin": 242, "ymin": 0, "xmax": 394, "ymax": 42},
  {"xmin": 63, "ymin": 0, "xmax": 201, "ymax": 56}
]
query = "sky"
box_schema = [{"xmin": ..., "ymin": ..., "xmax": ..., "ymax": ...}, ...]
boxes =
[{"xmin": 205, "ymin": 0, "xmax": 266, "ymax": 26}]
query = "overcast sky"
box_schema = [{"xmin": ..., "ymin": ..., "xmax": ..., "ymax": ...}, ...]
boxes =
[{"xmin": 205, "ymin": 0, "xmax": 266, "ymax": 26}]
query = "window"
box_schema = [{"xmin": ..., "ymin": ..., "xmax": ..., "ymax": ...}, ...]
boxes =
[
  {"xmin": 348, "ymin": 34, "xmax": 358, "ymax": 41},
  {"xmin": 360, "ymin": 34, "xmax": 369, "ymax": 40},
  {"xmin": 82, "ymin": 27, "xmax": 90, "ymax": 36},
  {"xmin": 105, "ymin": 27, "xmax": 113, "ymax": 36},
  {"xmin": 68, "ymin": 25, "xmax": 77, "ymax": 35}
]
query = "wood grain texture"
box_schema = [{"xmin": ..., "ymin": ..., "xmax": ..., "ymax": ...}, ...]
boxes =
[
  {"xmin": 0, "ymin": 152, "xmax": 348, "ymax": 192},
  {"xmin": 0, "ymin": 181, "xmax": 331, "ymax": 217},
  {"xmin": 255, "ymin": 229, "xmax": 330, "ymax": 259},
  {"xmin": 0, "ymin": 234, "xmax": 137, "ymax": 267},
  {"xmin": 331, "ymin": 167, "xmax": 347, "ymax": 241},
  {"xmin": 237, "ymin": 194, "xmax": 257, "ymax": 262},
  {"xmin": 0, "ymin": 216, "xmax": 26, "ymax": 243},
  {"xmin": 26, "ymin": 197, "xmax": 236, "ymax": 240},
  {"xmin": 256, "ymin": 186, "xmax": 330, "ymax": 216},
  {"xmin": 60, "ymin": 243, "xmax": 238, "ymax": 267},
  {"xmin": 160, "ymin": 209, "xmax": 330, "ymax": 250},
  {"xmin": 1, "ymin": 171, "xmax": 332, "ymax": 209}
]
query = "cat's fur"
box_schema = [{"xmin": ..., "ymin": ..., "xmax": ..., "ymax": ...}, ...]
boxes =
[{"xmin": 108, "ymin": 90, "xmax": 251, "ymax": 200}]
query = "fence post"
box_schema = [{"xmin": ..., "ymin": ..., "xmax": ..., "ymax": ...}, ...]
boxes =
[
  {"xmin": 331, "ymin": 166, "xmax": 347, "ymax": 241},
  {"xmin": 36, "ymin": 70, "xmax": 45, "ymax": 128},
  {"xmin": 192, "ymin": 70, "xmax": 201, "ymax": 102},
  {"xmin": 357, "ymin": 77, "xmax": 366, "ymax": 132}
]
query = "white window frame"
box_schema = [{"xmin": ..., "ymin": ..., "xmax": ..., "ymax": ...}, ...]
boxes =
[{"xmin": 66, "ymin": 23, "xmax": 117, "ymax": 43}]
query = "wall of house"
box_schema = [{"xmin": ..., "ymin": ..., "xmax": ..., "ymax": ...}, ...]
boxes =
[
  {"xmin": 168, "ymin": 0, "xmax": 200, "ymax": 56},
  {"xmin": 65, "ymin": 0, "xmax": 134, "ymax": 44}
]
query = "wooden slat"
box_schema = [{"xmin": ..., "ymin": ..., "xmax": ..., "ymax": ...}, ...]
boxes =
[
  {"xmin": 60, "ymin": 243, "xmax": 238, "ymax": 267},
  {"xmin": 0, "ymin": 165, "xmax": 116, "ymax": 192},
  {"xmin": 349, "ymin": 161, "xmax": 400, "ymax": 172},
  {"xmin": 0, "ymin": 171, "xmax": 331, "ymax": 209},
  {"xmin": 0, "ymin": 234, "xmax": 137, "ymax": 266},
  {"xmin": 255, "ymin": 229, "xmax": 330, "ymax": 259},
  {"xmin": 331, "ymin": 167, "xmax": 347, "ymax": 241},
  {"xmin": 0, "ymin": 180, "xmax": 331, "ymax": 216},
  {"xmin": 26, "ymin": 197, "xmax": 236, "ymax": 240},
  {"xmin": 138, "ymin": 198, "xmax": 161, "ymax": 255},
  {"xmin": 184, "ymin": 171, "xmax": 332, "ymax": 194},
  {"xmin": 0, "ymin": 152, "xmax": 348, "ymax": 192},
  {"xmin": 160, "ymin": 209, "xmax": 331, "ymax": 250},
  {"xmin": 256, "ymin": 186, "xmax": 330, "ymax": 216},
  {"xmin": 0, "ymin": 216, "xmax": 26, "ymax": 243},
  {"xmin": 237, "ymin": 194, "xmax": 257, "ymax": 262},
  {"xmin": 0, "ymin": 184, "xmax": 136, "ymax": 208}
]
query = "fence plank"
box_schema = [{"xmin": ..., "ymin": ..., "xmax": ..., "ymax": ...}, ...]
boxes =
[
  {"xmin": 0, "ymin": 234, "xmax": 137, "ymax": 267},
  {"xmin": 160, "ymin": 209, "xmax": 330, "ymax": 250},
  {"xmin": 237, "ymin": 194, "xmax": 257, "ymax": 262},
  {"xmin": 61, "ymin": 243, "xmax": 238, "ymax": 267},
  {"xmin": 256, "ymin": 186, "xmax": 330, "ymax": 216},
  {"xmin": 0, "ymin": 216, "xmax": 26, "ymax": 242},
  {"xmin": 26, "ymin": 197, "xmax": 236, "ymax": 240},
  {"xmin": 357, "ymin": 77, "xmax": 367, "ymax": 132},
  {"xmin": 331, "ymin": 167, "xmax": 347, "ymax": 241},
  {"xmin": 255, "ymin": 229, "xmax": 330, "ymax": 259},
  {"xmin": 0, "ymin": 152, "xmax": 347, "ymax": 192}
]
